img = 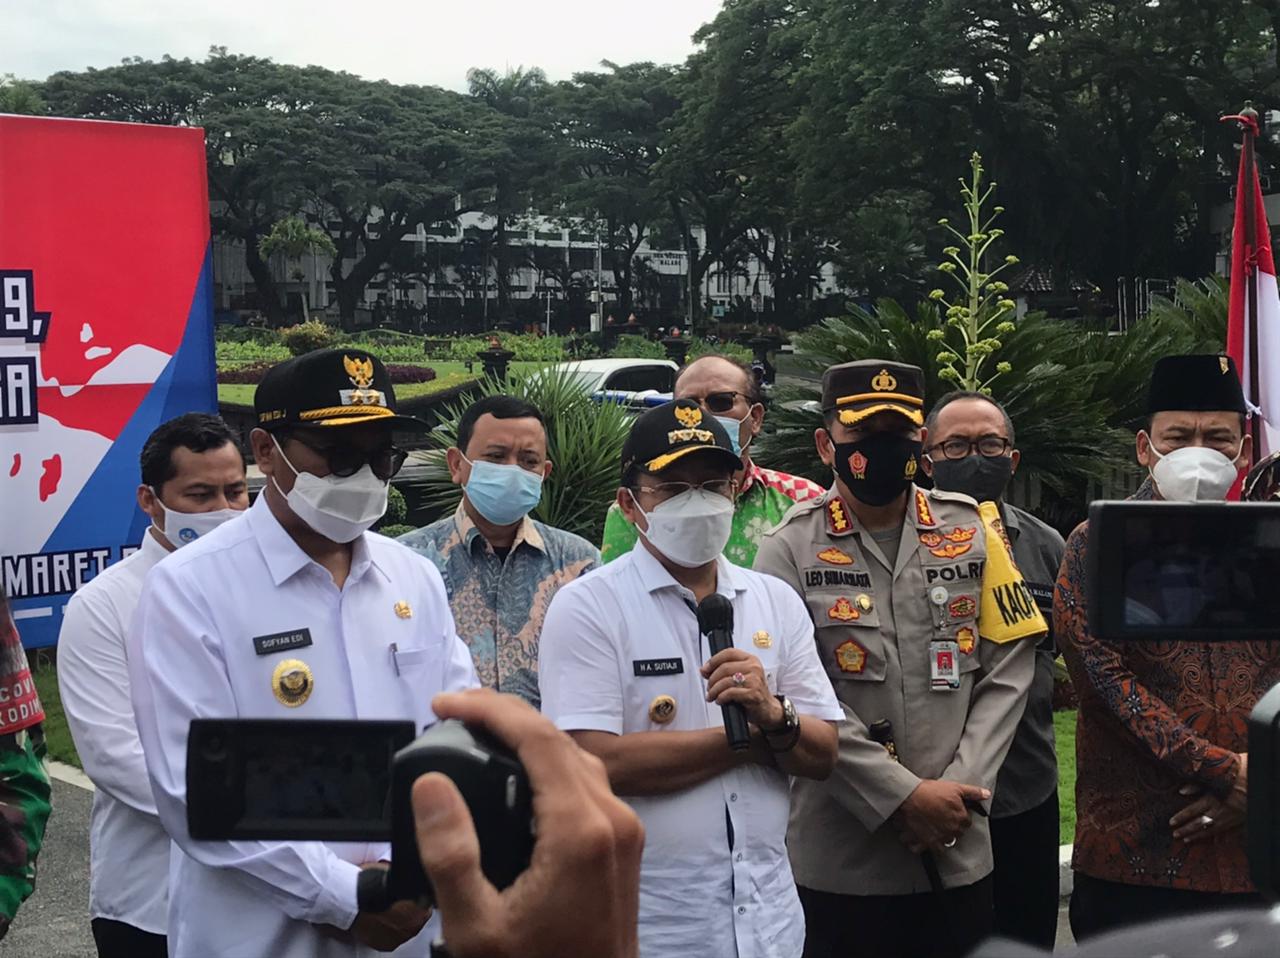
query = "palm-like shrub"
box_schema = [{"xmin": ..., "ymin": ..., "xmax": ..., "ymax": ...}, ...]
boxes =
[{"xmin": 415, "ymin": 366, "xmax": 633, "ymax": 544}]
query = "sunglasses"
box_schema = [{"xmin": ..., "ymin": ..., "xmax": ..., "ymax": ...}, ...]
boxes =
[
  {"xmin": 693, "ymin": 391, "xmax": 746, "ymax": 414},
  {"xmin": 287, "ymin": 433, "xmax": 408, "ymax": 481}
]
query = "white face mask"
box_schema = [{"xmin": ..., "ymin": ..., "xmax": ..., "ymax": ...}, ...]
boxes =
[
  {"xmin": 632, "ymin": 488, "xmax": 734, "ymax": 568},
  {"xmin": 271, "ymin": 436, "xmax": 389, "ymax": 543},
  {"xmin": 1149, "ymin": 443, "xmax": 1242, "ymax": 502},
  {"xmin": 151, "ymin": 491, "xmax": 240, "ymax": 549}
]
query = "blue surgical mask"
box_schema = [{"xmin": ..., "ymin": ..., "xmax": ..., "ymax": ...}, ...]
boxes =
[
  {"xmin": 714, "ymin": 413, "xmax": 753, "ymax": 458},
  {"xmin": 462, "ymin": 456, "xmax": 544, "ymax": 526}
]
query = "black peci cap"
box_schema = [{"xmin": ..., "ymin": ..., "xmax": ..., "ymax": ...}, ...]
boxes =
[
  {"xmin": 254, "ymin": 348, "xmax": 428, "ymax": 432},
  {"xmin": 821, "ymin": 360, "xmax": 926, "ymax": 426},
  {"xmin": 1147, "ymin": 354, "xmax": 1246, "ymax": 416},
  {"xmin": 620, "ymin": 399, "xmax": 741, "ymax": 482}
]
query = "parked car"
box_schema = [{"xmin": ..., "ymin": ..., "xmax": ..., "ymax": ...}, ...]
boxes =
[{"xmin": 543, "ymin": 359, "xmax": 678, "ymax": 410}]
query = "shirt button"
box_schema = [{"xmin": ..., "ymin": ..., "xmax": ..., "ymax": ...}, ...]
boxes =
[
  {"xmin": 737, "ymin": 906, "xmax": 746, "ymax": 915},
  {"xmin": 730, "ymin": 793, "xmax": 738, "ymax": 802},
  {"xmin": 736, "ymin": 853, "xmax": 743, "ymax": 862}
]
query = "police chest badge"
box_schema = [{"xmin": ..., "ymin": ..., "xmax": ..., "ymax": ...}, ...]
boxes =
[
  {"xmin": 828, "ymin": 597, "xmax": 860, "ymax": 622},
  {"xmin": 956, "ymin": 626, "xmax": 977, "ymax": 655},
  {"xmin": 272, "ymin": 659, "xmax": 314, "ymax": 707},
  {"xmin": 817, "ymin": 547, "xmax": 854, "ymax": 566},
  {"xmin": 753, "ymin": 630, "xmax": 772, "ymax": 649},
  {"xmin": 834, "ymin": 638, "xmax": 868, "ymax": 674}
]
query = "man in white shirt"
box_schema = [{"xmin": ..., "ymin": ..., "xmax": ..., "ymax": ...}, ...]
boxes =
[
  {"xmin": 128, "ymin": 349, "xmax": 479, "ymax": 958},
  {"xmin": 58, "ymin": 412, "xmax": 250, "ymax": 958},
  {"xmin": 539, "ymin": 399, "xmax": 843, "ymax": 958}
]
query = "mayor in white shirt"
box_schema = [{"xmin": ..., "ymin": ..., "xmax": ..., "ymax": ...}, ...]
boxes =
[
  {"xmin": 58, "ymin": 412, "xmax": 250, "ymax": 958},
  {"xmin": 128, "ymin": 349, "xmax": 478, "ymax": 958},
  {"xmin": 539, "ymin": 400, "xmax": 843, "ymax": 958}
]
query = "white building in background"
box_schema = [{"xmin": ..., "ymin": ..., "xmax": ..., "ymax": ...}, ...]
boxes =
[{"xmin": 211, "ymin": 207, "xmax": 844, "ymax": 324}]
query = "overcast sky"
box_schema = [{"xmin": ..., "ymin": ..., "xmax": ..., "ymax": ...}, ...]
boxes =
[{"xmin": 11, "ymin": 0, "xmax": 725, "ymax": 89}]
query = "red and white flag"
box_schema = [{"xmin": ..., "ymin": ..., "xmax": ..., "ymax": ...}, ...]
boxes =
[{"xmin": 1226, "ymin": 114, "xmax": 1280, "ymax": 460}]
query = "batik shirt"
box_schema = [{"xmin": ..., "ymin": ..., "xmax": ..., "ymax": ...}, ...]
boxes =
[
  {"xmin": 600, "ymin": 463, "xmax": 824, "ymax": 567},
  {"xmin": 0, "ymin": 600, "xmax": 50, "ymax": 941},
  {"xmin": 400, "ymin": 505, "xmax": 600, "ymax": 709},
  {"xmin": 1057, "ymin": 478, "xmax": 1278, "ymax": 892}
]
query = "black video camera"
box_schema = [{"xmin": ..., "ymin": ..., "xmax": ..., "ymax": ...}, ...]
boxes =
[{"xmin": 186, "ymin": 718, "xmax": 534, "ymax": 911}]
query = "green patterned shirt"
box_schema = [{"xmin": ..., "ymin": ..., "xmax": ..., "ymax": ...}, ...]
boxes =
[{"xmin": 600, "ymin": 463, "xmax": 824, "ymax": 567}]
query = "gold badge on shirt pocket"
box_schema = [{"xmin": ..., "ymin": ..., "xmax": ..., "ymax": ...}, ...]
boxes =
[
  {"xmin": 649, "ymin": 695, "xmax": 677, "ymax": 724},
  {"xmin": 272, "ymin": 658, "xmax": 314, "ymax": 707},
  {"xmin": 753, "ymin": 630, "xmax": 772, "ymax": 649}
]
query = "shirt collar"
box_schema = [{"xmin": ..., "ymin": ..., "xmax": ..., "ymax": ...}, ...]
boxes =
[
  {"xmin": 453, "ymin": 501, "xmax": 546, "ymax": 554},
  {"xmin": 630, "ymin": 539, "xmax": 747, "ymax": 599},
  {"xmin": 998, "ymin": 500, "xmax": 1021, "ymax": 541},
  {"xmin": 140, "ymin": 525, "xmax": 174, "ymax": 563},
  {"xmin": 247, "ymin": 493, "xmax": 380, "ymax": 587},
  {"xmin": 739, "ymin": 460, "xmax": 763, "ymax": 496}
]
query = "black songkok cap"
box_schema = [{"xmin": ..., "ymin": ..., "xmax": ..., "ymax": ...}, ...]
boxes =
[{"xmin": 1146, "ymin": 354, "xmax": 1246, "ymax": 416}]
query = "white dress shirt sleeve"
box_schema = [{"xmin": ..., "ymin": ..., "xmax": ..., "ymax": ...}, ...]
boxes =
[
  {"xmin": 128, "ymin": 563, "xmax": 361, "ymax": 931},
  {"xmin": 773, "ymin": 583, "xmax": 845, "ymax": 721},
  {"xmin": 58, "ymin": 588, "xmax": 158, "ymax": 815},
  {"xmin": 537, "ymin": 584, "xmax": 624, "ymax": 733}
]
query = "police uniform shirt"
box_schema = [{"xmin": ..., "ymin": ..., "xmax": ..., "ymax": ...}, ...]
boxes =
[
  {"xmin": 753, "ymin": 485, "xmax": 1036, "ymax": 896},
  {"xmin": 57, "ymin": 530, "xmax": 171, "ymax": 935},
  {"xmin": 128, "ymin": 494, "xmax": 479, "ymax": 958},
  {"xmin": 538, "ymin": 545, "xmax": 843, "ymax": 958}
]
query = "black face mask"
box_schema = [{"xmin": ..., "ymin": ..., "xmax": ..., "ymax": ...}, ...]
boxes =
[
  {"xmin": 930, "ymin": 454, "xmax": 1014, "ymax": 503},
  {"xmin": 829, "ymin": 431, "xmax": 923, "ymax": 506}
]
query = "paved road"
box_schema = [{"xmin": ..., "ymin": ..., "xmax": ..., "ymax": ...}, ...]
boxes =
[{"xmin": 7, "ymin": 775, "xmax": 96, "ymax": 956}]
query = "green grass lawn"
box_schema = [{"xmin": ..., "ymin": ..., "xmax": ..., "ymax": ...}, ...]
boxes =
[
  {"xmin": 31, "ymin": 659, "xmax": 81, "ymax": 769},
  {"xmin": 1056, "ymin": 709, "xmax": 1077, "ymax": 845},
  {"xmin": 217, "ymin": 369, "xmax": 482, "ymax": 407}
]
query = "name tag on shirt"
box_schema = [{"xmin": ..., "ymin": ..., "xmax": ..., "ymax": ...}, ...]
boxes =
[
  {"xmin": 1026, "ymin": 582, "xmax": 1054, "ymax": 612},
  {"xmin": 633, "ymin": 658, "xmax": 684, "ymax": 677},
  {"xmin": 253, "ymin": 628, "xmax": 313, "ymax": 656},
  {"xmin": 930, "ymin": 640, "xmax": 960, "ymax": 691}
]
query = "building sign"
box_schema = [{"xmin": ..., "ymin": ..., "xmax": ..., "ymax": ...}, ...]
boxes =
[{"xmin": 0, "ymin": 116, "xmax": 216, "ymax": 647}]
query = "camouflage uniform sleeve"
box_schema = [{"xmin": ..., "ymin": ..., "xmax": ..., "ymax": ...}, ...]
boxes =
[
  {"xmin": 599, "ymin": 502, "xmax": 638, "ymax": 564},
  {"xmin": 0, "ymin": 726, "xmax": 51, "ymax": 939}
]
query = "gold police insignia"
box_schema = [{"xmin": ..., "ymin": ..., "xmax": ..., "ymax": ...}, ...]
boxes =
[
  {"xmin": 827, "ymin": 498, "xmax": 851, "ymax": 534},
  {"xmin": 272, "ymin": 659, "xmax": 314, "ymax": 708},
  {"xmin": 649, "ymin": 695, "xmax": 677, "ymax": 724},
  {"xmin": 828, "ymin": 597, "xmax": 860, "ymax": 622},
  {"xmin": 930, "ymin": 541, "xmax": 973, "ymax": 559},
  {"xmin": 674, "ymin": 405, "xmax": 703, "ymax": 428},
  {"xmin": 956, "ymin": 627, "xmax": 977, "ymax": 655},
  {"xmin": 835, "ymin": 638, "xmax": 868, "ymax": 674},
  {"xmin": 915, "ymin": 490, "xmax": 936, "ymax": 527},
  {"xmin": 871, "ymin": 369, "xmax": 898, "ymax": 392},
  {"xmin": 943, "ymin": 526, "xmax": 977, "ymax": 543},
  {"xmin": 817, "ymin": 547, "xmax": 854, "ymax": 566},
  {"xmin": 394, "ymin": 600, "xmax": 413, "ymax": 619},
  {"xmin": 919, "ymin": 531, "xmax": 944, "ymax": 548},
  {"xmin": 948, "ymin": 595, "xmax": 977, "ymax": 619},
  {"xmin": 753, "ymin": 630, "xmax": 772, "ymax": 649},
  {"xmin": 905, "ymin": 456, "xmax": 918, "ymax": 479},
  {"xmin": 855, "ymin": 593, "xmax": 873, "ymax": 612}
]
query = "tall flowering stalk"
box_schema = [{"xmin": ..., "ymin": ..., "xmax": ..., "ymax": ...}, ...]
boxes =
[{"xmin": 927, "ymin": 152, "xmax": 1021, "ymax": 392}]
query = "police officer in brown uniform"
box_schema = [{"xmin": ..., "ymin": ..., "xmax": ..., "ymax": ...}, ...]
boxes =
[{"xmin": 753, "ymin": 360, "xmax": 1041, "ymax": 958}]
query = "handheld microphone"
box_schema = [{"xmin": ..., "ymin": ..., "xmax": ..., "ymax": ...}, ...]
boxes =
[{"xmin": 697, "ymin": 594, "xmax": 751, "ymax": 751}]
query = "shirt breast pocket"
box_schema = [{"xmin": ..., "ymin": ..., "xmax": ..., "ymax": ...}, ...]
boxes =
[
  {"xmin": 392, "ymin": 646, "xmax": 437, "ymax": 675},
  {"xmin": 807, "ymin": 594, "xmax": 884, "ymax": 683}
]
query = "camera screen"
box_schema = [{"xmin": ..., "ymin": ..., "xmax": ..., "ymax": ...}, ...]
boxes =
[
  {"xmin": 1094, "ymin": 502, "xmax": 1280, "ymax": 638},
  {"xmin": 188, "ymin": 719, "xmax": 416, "ymax": 841},
  {"xmin": 238, "ymin": 730, "xmax": 399, "ymax": 828}
]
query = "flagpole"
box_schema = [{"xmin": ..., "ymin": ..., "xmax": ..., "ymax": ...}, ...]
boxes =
[{"xmin": 1244, "ymin": 105, "xmax": 1262, "ymax": 462}]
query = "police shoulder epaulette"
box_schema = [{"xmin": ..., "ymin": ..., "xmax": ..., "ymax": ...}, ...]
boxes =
[
  {"xmin": 926, "ymin": 486, "xmax": 981, "ymax": 508},
  {"xmin": 764, "ymin": 492, "xmax": 825, "ymax": 537}
]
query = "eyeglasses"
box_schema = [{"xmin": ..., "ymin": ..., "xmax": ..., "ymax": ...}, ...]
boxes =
[
  {"xmin": 689, "ymin": 391, "xmax": 746, "ymax": 414},
  {"xmin": 929, "ymin": 436, "xmax": 1012, "ymax": 460},
  {"xmin": 287, "ymin": 433, "xmax": 408, "ymax": 480},
  {"xmin": 631, "ymin": 479, "xmax": 737, "ymax": 502}
]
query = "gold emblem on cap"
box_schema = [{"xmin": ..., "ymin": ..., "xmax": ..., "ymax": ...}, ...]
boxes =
[
  {"xmin": 1221, "ymin": 356, "xmax": 1230, "ymax": 375},
  {"xmin": 344, "ymin": 354, "xmax": 375, "ymax": 389},
  {"xmin": 674, "ymin": 404, "xmax": 703, "ymax": 428},
  {"xmin": 394, "ymin": 600, "xmax": 412, "ymax": 619},
  {"xmin": 753, "ymin": 630, "xmax": 772, "ymax": 649},
  {"xmin": 649, "ymin": 694, "xmax": 677, "ymax": 724},
  {"xmin": 272, "ymin": 659, "xmax": 313, "ymax": 708},
  {"xmin": 871, "ymin": 368, "xmax": 898, "ymax": 392}
]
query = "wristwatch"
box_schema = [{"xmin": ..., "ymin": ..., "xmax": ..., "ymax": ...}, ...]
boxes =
[{"xmin": 761, "ymin": 694, "xmax": 800, "ymax": 750}]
